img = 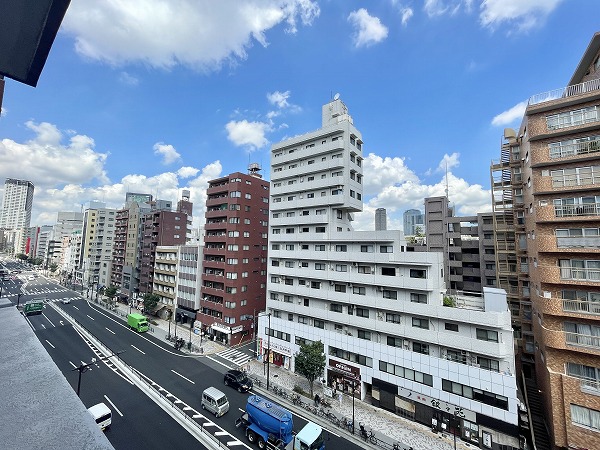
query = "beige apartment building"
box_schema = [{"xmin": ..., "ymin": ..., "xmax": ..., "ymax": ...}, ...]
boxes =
[{"xmin": 492, "ymin": 33, "xmax": 600, "ymax": 450}]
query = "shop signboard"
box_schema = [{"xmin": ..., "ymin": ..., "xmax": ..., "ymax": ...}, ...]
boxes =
[{"xmin": 398, "ymin": 386, "xmax": 476, "ymax": 422}]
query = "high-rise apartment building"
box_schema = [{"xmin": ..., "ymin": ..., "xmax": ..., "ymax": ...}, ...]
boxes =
[
  {"xmin": 424, "ymin": 196, "xmax": 497, "ymax": 294},
  {"xmin": 48, "ymin": 212, "xmax": 84, "ymax": 268},
  {"xmin": 0, "ymin": 178, "xmax": 34, "ymax": 229},
  {"xmin": 491, "ymin": 32, "xmax": 600, "ymax": 450},
  {"xmin": 78, "ymin": 202, "xmax": 117, "ymax": 289},
  {"xmin": 375, "ymin": 207, "xmax": 387, "ymax": 231},
  {"xmin": 138, "ymin": 192, "xmax": 193, "ymax": 307},
  {"xmin": 264, "ymin": 98, "xmax": 519, "ymax": 448},
  {"xmin": 403, "ymin": 208, "xmax": 424, "ymax": 236},
  {"xmin": 199, "ymin": 167, "xmax": 269, "ymax": 346}
]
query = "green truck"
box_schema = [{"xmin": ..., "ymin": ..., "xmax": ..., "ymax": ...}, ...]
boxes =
[
  {"xmin": 24, "ymin": 300, "xmax": 44, "ymax": 316},
  {"xmin": 127, "ymin": 313, "xmax": 149, "ymax": 332}
]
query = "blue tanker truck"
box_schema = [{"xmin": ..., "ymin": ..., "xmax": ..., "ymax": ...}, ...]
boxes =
[{"xmin": 236, "ymin": 395, "xmax": 325, "ymax": 450}]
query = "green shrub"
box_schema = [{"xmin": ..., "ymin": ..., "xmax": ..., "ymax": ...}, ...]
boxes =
[{"xmin": 443, "ymin": 296, "xmax": 456, "ymax": 307}]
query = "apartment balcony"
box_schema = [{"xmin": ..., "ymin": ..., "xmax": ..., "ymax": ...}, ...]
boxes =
[
  {"xmin": 270, "ymin": 214, "xmax": 328, "ymax": 227},
  {"xmin": 537, "ymin": 234, "xmax": 600, "ymax": 253},
  {"xmin": 203, "ymin": 246, "xmax": 226, "ymax": 255},
  {"xmin": 533, "ymin": 138, "xmax": 600, "ymax": 168},
  {"xmin": 535, "ymin": 203, "xmax": 600, "ymax": 222},
  {"xmin": 537, "ymin": 265, "xmax": 600, "ymax": 287},
  {"xmin": 204, "ymin": 234, "xmax": 226, "ymax": 244},
  {"xmin": 533, "ymin": 173, "xmax": 600, "ymax": 195},
  {"xmin": 203, "ymin": 259, "xmax": 225, "ymax": 268},
  {"xmin": 528, "ymin": 77, "xmax": 600, "ymax": 107},
  {"xmin": 562, "ymin": 298, "xmax": 600, "ymax": 317},
  {"xmin": 272, "ymin": 139, "xmax": 346, "ymax": 168},
  {"xmin": 201, "ymin": 272, "xmax": 224, "ymax": 283}
]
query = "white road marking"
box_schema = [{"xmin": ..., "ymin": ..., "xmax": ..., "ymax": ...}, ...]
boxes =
[
  {"xmin": 41, "ymin": 324, "xmax": 46, "ymax": 329},
  {"xmin": 45, "ymin": 339, "xmax": 55, "ymax": 349},
  {"xmin": 215, "ymin": 431, "xmax": 229, "ymax": 436},
  {"xmin": 228, "ymin": 441, "xmax": 244, "ymax": 446},
  {"xmin": 69, "ymin": 361, "xmax": 77, "ymax": 368},
  {"xmin": 104, "ymin": 395, "xmax": 124, "ymax": 417},
  {"xmin": 86, "ymin": 314, "xmax": 95, "ymax": 320},
  {"xmin": 131, "ymin": 345, "xmax": 145, "ymax": 354},
  {"xmin": 105, "ymin": 327, "xmax": 115, "ymax": 335},
  {"xmin": 171, "ymin": 370, "xmax": 195, "ymax": 384},
  {"xmin": 72, "ymin": 305, "xmax": 79, "ymax": 310},
  {"xmin": 42, "ymin": 313, "xmax": 55, "ymax": 327}
]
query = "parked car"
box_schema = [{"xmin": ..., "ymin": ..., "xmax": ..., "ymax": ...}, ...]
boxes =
[
  {"xmin": 27, "ymin": 275, "xmax": 35, "ymax": 280},
  {"xmin": 223, "ymin": 369, "xmax": 253, "ymax": 392}
]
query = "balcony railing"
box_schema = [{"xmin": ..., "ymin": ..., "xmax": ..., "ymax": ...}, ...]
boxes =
[
  {"xmin": 554, "ymin": 203, "xmax": 600, "ymax": 217},
  {"xmin": 529, "ymin": 78, "xmax": 600, "ymax": 106},
  {"xmin": 549, "ymin": 138, "xmax": 600, "ymax": 159},
  {"xmin": 551, "ymin": 173, "xmax": 600, "ymax": 189},
  {"xmin": 557, "ymin": 236, "xmax": 600, "ymax": 249},
  {"xmin": 563, "ymin": 298, "xmax": 600, "ymax": 315},
  {"xmin": 565, "ymin": 331, "xmax": 600, "ymax": 349},
  {"xmin": 560, "ymin": 266, "xmax": 600, "ymax": 282},
  {"xmin": 580, "ymin": 378, "xmax": 600, "ymax": 394}
]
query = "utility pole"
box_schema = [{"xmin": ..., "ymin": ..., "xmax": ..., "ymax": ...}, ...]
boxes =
[{"xmin": 72, "ymin": 351, "xmax": 124, "ymax": 397}]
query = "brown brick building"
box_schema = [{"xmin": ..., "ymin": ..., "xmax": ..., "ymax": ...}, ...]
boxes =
[
  {"xmin": 492, "ymin": 32, "xmax": 600, "ymax": 450},
  {"xmin": 199, "ymin": 166, "xmax": 269, "ymax": 346}
]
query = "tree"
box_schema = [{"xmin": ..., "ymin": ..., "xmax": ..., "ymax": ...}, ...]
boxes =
[
  {"xmin": 142, "ymin": 293, "xmax": 160, "ymax": 315},
  {"xmin": 49, "ymin": 263, "xmax": 58, "ymax": 273},
  {"xmin": 16, "ymin": 253, "xmax": 28, "ymax": 261},
  {"xmin": 294, "ymin": 340, "xmax": 326, "ymax": 397},
  {"xmin": 104, "ymin": 286, "xmax": 118, "ymax": 306}
]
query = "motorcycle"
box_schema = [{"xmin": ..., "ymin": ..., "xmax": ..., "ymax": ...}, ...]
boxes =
[{"xmin": 174, "ymin": 337, "xmax": 185, "ymax": 350}]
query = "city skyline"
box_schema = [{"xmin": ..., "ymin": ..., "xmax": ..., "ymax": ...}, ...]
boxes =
[{"xmin": 0, "ymin": 1, "xmax": 597, "ymax": 231}]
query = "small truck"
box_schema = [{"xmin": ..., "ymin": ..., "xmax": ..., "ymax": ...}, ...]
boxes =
[
  {"xmin": 127, "ymin": 313, "xmax": 149, "ymax": 332},
  {"xmin": 236, "ymin": 395, "xmax": 325, "ymax": 450}
]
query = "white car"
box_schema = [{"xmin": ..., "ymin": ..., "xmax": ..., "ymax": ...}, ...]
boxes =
[
  {"xmin": 61, "ymin": 298, "xmax": 71, "ymax": 304},
  {"xmin": 27, "ymin": 275, "xmax": 35, "ymax": 281}
]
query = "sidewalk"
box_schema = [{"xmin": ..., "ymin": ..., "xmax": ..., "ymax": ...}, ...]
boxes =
[{"xmin": 96, "ymin": 299, "xmax": 471, "ymax": 450}]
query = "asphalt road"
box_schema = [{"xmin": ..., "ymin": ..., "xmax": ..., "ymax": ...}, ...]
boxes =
[{"xmin": 6, "ymin": 272, "xmax": 363, "ymax": 450}]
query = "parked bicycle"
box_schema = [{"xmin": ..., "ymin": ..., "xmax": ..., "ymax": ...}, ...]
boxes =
[{"xmin": 359, "ymin": 422, "xmax": 376, "ymax": 443}]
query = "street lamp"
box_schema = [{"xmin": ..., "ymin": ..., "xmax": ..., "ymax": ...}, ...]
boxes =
[{"xmin": 72, "ymin": 351, "xmax": 124, "ymax": 397}]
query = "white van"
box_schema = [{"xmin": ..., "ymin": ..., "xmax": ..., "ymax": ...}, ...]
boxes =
[
  {"xmin": 88, "ymin": 402, "xmax": 112, "ymax": 430},
  {"xmin": 201, "ymin": 387, "xmax": 229, "ymax": 417}
]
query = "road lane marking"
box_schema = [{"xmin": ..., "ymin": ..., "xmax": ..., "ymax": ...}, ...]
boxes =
[
  {"xmin": 42, "ymin": 313, "xmax": 55, "ymax": 327},
  {"xmin": 72, "ymin": 305, "xmax": 79, "ymax": 310},
  {"xmin": 131, "ymin": 345, "xmax": 145, "ymax": 354},
  {"xmin": 69, "ymin": 361, "xmax": 77, "ymax": 368},
  {"xmin": 228, "ymin": 441, "xmax": 244, "ymax": 446},
  {"xmin": 45, "ymin": 339, "xmax": 55, "ymax": 349},
  {"xmin": 215, "ymin": 431, "xmax": 229, "ymax": 436},
  {"xmin": 105, "ymin": 327, "xmax": 115, "ymax": 335},
  {"xmin": 86, "ymin": 314, "xmax": 95, "ymax": 320},
  {"xmin": 104, "ymin": 395, "xmax": 124, "ymax": 417},
  {"xmin": 171, "ymin": 370, "xmax": 195, "ymax": 384},
  {"xmin": 41, "ymin": 324, "xmax": 46, "ymax": 329}
]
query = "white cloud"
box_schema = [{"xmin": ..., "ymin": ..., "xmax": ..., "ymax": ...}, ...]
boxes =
[
  {"xmin": 118, "ymin": 71, "xmax": 139, "ymax": 86},
  {"xmin": 153, "ymin": 142, "xmax": 181, "ymax": 165},
  {"xmin": 348, "ymin": 9, "xmax": 389, "ymax": 48},
  {"xmin": 436, "ymin": 152, "xmax": 460, "ymax": 173},
  {"xmin": 177, "ymin": 166, "xmax": 200, "ymax": 178},
  {"xmin": 362, "ymin": 153, "xmax": 420, "ymax": 196},
  {"xmin": 62, "ymin": 0, "xmax": 320, "ymax": 71},
  {"xmin": 225, "ymin": 119, "xmax": 271, "ymax": 150},
  {"xmin": 491, "ymin": 100, "xmax": 527, "ymax": 126},
  {"xmin": 350, "ymin": 152, "xmax": 491, "ymax": 231},
  {"xmin": 480, "ymin": 0, "xmax": 563, "ymax": 32},
  {"xmin": 400, "ymin": 8, "xmax": 414, "ymax": 26},
  {"xmin": 267, "ymin": 90, "xmax": 291, "ymax": 108},
  {"xmin": 0, "ymin": 121, "xmax": 109, "ymax": 188},
  {"xmin": 424, "ymin": 0, "xmax": 460, "ymax": 17}
]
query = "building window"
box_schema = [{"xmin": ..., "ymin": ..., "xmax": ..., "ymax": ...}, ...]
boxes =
[
  {"xmin": 476, "ymin": 328, "xmax": 499, "ymax": 342},
  {"xmin": 445, "ymin": 323, "xmax": 459, "ymax": 332},
  {"xmin": 381, "ymin": 267, "xmax": 395, "ymax": 276},
  {"xmin": 334, "ymin": 284, "xmax": 346, "ymax": 293},
  {"xmin": 410, "ymin": 293, "xmax": 427, "ymax": 304},
  {"xmin": 315, "ymin": 263, "xmax": 325, "ymax": 270},
  {"xmin": 386, "ymin": 313, "xmax": 401, "ymax": 324},
  {"xmin": 335, "ymin": 245, "xmax": 347, "ymax": 252},
  {"xmin": 358, "ymin": 330, "xmax": 371, "ymax": 340},
  {"xmin": 357, "ymin": 266, "xmax": 372, "ymax": 274},
  {"xmin": 477, "ymin": 357, "xmax": 500, "ymax": 372},
  {"xmin": 298, "ymin": 316, "xmax": 308, "ymax": 324},
  {"xmin": 315, "ymin": 227, "xmax": 326, "ymax": 233},
  {"xmin": 335, "ymin": 264, "xmax": 347, "ymax": 272},
  {"xmin": 442, "ymin": 379, "xmax": 508, "ymax": 410},
  {"xmin": 412, "ymin": 318, "xmax": 429, "ymax": 329},
  {"xmin": 355, "ymin": 307, "xmax": 369, "ymax": 318},
  {"xmin": 379, "ymin": 361, "xmax": 433, "ymax": 387},
  {"xmin": 314, "ymin": 319, "xmax": 325, "ymax": 329},
  {"xmin": 571, "ymin": 404, "xmax": 600, "ymax": 430},
  {"xmin": 380, "ymin": 246, "xmax": 393, "ymax": 253},
  {"xmin": 413, "ymin": 342, "xmax": 429, "ymax": 355},
  {"xmin": 360, "ymin": 245, "xmax": 374, "ymax": 253},
  {"xmin": 382, "ymin": 290, "xmax": 397, "ymax": 299},
  {"xmin": 311, "ymin": 281, "xmax": 321, "ymax": 289},
  {"xmin": 315, "ymin": 245, "xmax": 326, "ymax": 251},
  {"xmin": 353, "ymin": 286, "xmax": 366, "ymax": 295},
  {"xmin": 409, "ymin": 269, "xmax": 426, "ymax": 279},
  {"xmin": 330, "ymin": 304, "xmax": 342, "ymax": 313}
]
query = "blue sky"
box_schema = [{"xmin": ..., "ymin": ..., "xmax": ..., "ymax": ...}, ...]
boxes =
[{"xmin": 0, "ymin": 0, "xmax": 598, "ymax": 230}]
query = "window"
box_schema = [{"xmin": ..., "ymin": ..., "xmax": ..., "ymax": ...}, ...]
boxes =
[
  {"xmin": 311, "ymin": 281, "xmax": 321, "ymax": 289},
  {"xmin": 314, "ymin": 319, "xmax": 325, "ymax": 329},
  {"xmin": 360, "ymin": 245, "xmax": 374, "ymax": 253},
  {"xmin": 285, "ymin": 244, "xmax": 295, "ymax": 250},
  {"xmin": 381, "ymin": 267, "xmax": 396, "ymax": 276},
  {"xmin": 445, "ymin": 323, "xmax": 459, "ymax": 332},
  {"xmin": 330, "ymin": 304, "xmax": 343, "ymax": 313},
  {"xmin": 379, "ymin": 361, "xmax": 433, "ymax": 386},
  {"xmin": 315, "ymin": 244, "xmax": 326, "ymax": 251},
  {"xmin": 380, "ymin": 245, "xmax": 393, "ymax": 253},
  {"xmin": 355, "ymin": 307, "xmax": 369, "ymax": 318},
  {"xmin": 315, "ymin": 263, "xmax": 326, "ymax": 270},
  {"xmin": 386, "ymin": 313, "xmax": 401, "ymax": 324},
  {"xmin": 410, "ymin": 269, "xmax": 426, "ymax": 279},
  {"xmin": 478, "ymin": 357, "xmax": 500, "ymax": 372},
  {"xmin": 410, "ymin": 293, "xmax": 427, "ymax": 304},
  {"xmin": 412, "ymin": 318, "xmax": 429, "ymax": 329},
  {"xmin": 357, "ymin": 266, "xmax": 372, "ymax": 274},
  {"xmin": 358, "ymin": 330, "xmax": 371, "ymax": 340},
  {"xmin": 335, "ymin": 264, "xmax": 347, "ymax": 272},
  {"xmin": 442, "ymin": 379, "xmax": 508, "ymax": 410},
  {"xmin": 335, "ymin": 245, "xmax": 347, "ymax": 252},
  {"xmin": 316, "ymin": 209, "xmax": 326, "ymax": 215},
  {"xmin": 334, "ymin": 284, "xmax": 346, "ymax": 293},
  {"xmin": 413, "ymin": 342, "xmax": 429, "ymax": 355},
  {"xmin": 285, "ymin": 228, "xmax": 295, "ymax": 234},
  {"xmin": 571, "ymin": 404, "xmax": 600, "ymax": 430},
  {"xmin": 353, "ymin": 286, "xmax": 366, "ymax": 295},
  {"xmin": 315, "ymin": 226, "xmax": 326, "ymax": 233},
  {"xmin": 476, "ymin": 328, "xmax": 499, "ymax": 342},
  {"xmin": 298, "ymin": 316, "xmax": 308, "ymax": 324},
  {"xmin": 382, "ymin": 289, "xmax": 397, "ymax": 299}
]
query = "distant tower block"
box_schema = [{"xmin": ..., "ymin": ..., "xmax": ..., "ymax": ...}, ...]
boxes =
[
  {"xmin": 375, "ymin": 208, "xmax": 387, "ymax": 231},
  {"xmin": 181, "ymin": 189, "xmax": 190, "ymax": 202},
  {"xmin": 248, "ymin": 162, "xmax": 263, "ymax": 178}
]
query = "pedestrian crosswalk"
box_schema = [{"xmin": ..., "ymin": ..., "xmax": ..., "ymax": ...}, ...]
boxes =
[
  {"xmin": 216, "ymin": 348, "xmax": 254, "ymax": 367},
  {"xmin": 22, "ymin": 286, "xmax": 70, "ymax": 295}
]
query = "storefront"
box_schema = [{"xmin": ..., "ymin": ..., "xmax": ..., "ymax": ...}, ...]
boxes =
[
  {"xmin": 258, "ymin": 338, "xmax": 292, "ymax": 370},
  {"xmin": 326, "ymin": 358, "xmax": 361, "ymax": 399}
]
